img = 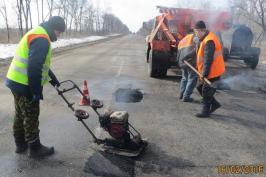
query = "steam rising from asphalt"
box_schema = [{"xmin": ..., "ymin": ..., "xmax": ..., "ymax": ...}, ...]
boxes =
[
  {"xmin": 114, "ymin": 88, "xmax": 143, "ymax": 103},
  {"xmin": 219, "ymin": 70, "xmax": 266, "ymax": 91}
]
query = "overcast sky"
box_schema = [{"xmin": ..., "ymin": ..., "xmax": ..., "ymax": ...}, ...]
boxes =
[
  {"xmin": 95, "ymin": 0, "xmax": 178, "ymax": 32},
  {"xmin": 93, "ymin": 0, "xmax": 230, "ymax": 32},
  {"xmin": 0, "ymin": 0, "xmax": 230, "ymax": 32}
]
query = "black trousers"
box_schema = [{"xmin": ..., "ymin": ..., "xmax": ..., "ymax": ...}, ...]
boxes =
[{"xmin": 197, "ymin": 77, "xmax": 220, "ymax": 104}]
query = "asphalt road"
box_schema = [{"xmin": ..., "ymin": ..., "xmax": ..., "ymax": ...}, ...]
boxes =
[{"xmin": 0, "ymin": 35, "xmax": 265, "ymax": 177}]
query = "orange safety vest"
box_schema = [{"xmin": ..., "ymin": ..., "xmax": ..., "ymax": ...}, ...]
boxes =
[
  {"xmin": 177, "ymin": 34, "xmax": 196, "ymax": 68},
  {"xmin": 178, "ymin": 34, "xmax": 193, "ymax": 49},
  {"xmin": 197, "ymin": 32, "xmax": 225, "ymax": 79},
  {"xmin": 176, "ymin": 33, "xmax": 184, "ymax": 41}
]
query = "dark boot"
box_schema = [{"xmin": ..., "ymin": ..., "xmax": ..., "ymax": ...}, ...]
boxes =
[
  {"xmin": 183, "ymin": 97, "xmax": 194, "ymax": 102},
  {"xmin": 196, "ymin": 102, "xmax": 211, "ymax": 118},
  {"xmin": 28, "ymin": 139, "xmax": 54, "ymax": 158},
  {"xmin": 14, "ymin": 136, "xmax": 28, "ymax": 154},
  {"xmin": 210, "ymin": 98, "xmax": 221, "ymax": 113}
]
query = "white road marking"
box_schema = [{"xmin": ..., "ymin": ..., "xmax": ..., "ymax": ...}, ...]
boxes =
[{"xmin": 116, "ymin": 59, "xmax": 125, "ymax": 77}]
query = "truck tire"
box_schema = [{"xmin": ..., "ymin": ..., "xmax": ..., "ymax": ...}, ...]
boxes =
[
  {"xmin": 244, "ymin": 47, "xmax": 260, "ymax": 69},
  {"xmin": 159, "ymin": 68, "xmax": 167, "ymax": 77},
  {"xmin": 148, "ymin": 50, "xmax": 169, "ymax": 78},
  {"xmin": 146, "ymin": 43, "xmax": 151, "ymax": 63},
  {"xmin": 149, "ymin": 51, "xmax": 157, "ymax": 77},
  {"xmin": 251, "ymin": 54, "xmax": 259, "ymax": 69},
  {"xmin": 223, "ymin": 48, "xmax": 229, "ymax": 61}
]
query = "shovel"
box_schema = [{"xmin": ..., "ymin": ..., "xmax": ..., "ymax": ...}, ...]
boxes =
[
  {"xmin": 183, "ymin": 60, "xmax": 212, "ymax": 85},
  {"xmin": 183, "ymin": 60, "xmax": 216, "ymax": 97}
]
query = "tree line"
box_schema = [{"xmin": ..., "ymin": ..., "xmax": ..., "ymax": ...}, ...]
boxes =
[
  {"xmin": 233, "ymin": 0, "xmax": 266, "ymax": 42},
  {"xmin": 0, "ymin": 0, "xmax": 130, "ymax": 43}
]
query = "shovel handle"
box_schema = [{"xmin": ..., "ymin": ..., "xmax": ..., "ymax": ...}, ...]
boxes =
[{"xmin": 183, "ymin": 61, "xmax": 212, "ymax": 85}]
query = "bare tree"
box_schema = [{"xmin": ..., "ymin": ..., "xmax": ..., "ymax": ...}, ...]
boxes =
[
  {"xmin": 94, "ymin": 7, "xmax": 102, "ymax": 33},
  {"xmin": 67, "ymin": 0, "xmax": 78, "ymax": 35},
  {"xmin": 21, "ymin": 0, "xmax": 32, "ymax": 32},
  {"xmin": 137, "ymin": 18, "xmax": 154, "ymax": 35},
  {"xmin": 47, "ymin": 0, "xmax": 54, "ymax": 18},
  {"xmin": 16, "ymin": 0, "xmax": 24, "ymax": 37},
  {"xmin": 78, "ymin": 0, "xmax": 87, "ymax": 33},
  {"xmin": 54, "ymin": 0, "xmax": 62, "ymax": 16},
  {"xmin": 41, "ymin": 0, "xmax": 44, "ymax": 21},
  {"xmin": 11, "ymin": 0, "xmax": 129, "ymax": 39},
  {"xmin": 35, "ymin": 0, "xmax": 40, "ymax": 24},
  {"xmin": 0, "ymin": 0, "xmax": 10, "ymax": 42},
  {"xmin": 83, "ymin": 4, "xmax": 95, "ymax": 33},
  {"xmin": 21, "ymin": 0, "xmax": 28, "ymax": 32},
  {"xmin": 59, "ymin": 0, "xmax": 69, "ymax": 34},
  {"xmin": 28, "ymin": 0, "xmax": 33, "ymax": 29},
  {"xmin": 102, "ymin": 13, "xmax": 130, "ymax": 34},
  {"xmin": 235, "ymin": 0, "xmax": 266, "ymax": 31},
  {"xmin": 71, "ymin": 0, "xmax": 79, "ymax": 33}
]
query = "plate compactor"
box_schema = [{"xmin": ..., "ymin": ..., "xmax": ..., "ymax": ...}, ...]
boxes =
[{"xmin": 55, "ymin": 80, "xmax": 147, "ymax": 157}]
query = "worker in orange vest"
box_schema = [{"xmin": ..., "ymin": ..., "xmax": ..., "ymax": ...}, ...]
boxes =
[
  {"xmin": 193, "ymin": 21, "xmax": 225, "ymax": 118},
  {"xmin": 177, "ymin": 30, "xmax": 198, "ymax": 102}
]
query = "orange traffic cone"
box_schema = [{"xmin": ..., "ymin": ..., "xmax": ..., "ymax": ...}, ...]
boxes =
[{"xmin": 79, "ymin": 80, "xmax": 90, "ymax": 106}]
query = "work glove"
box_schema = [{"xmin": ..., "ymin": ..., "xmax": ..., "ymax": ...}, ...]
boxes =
[
  {"xmin": 48, "ymin": 70, "xmax": 60, "ymax": 87},
  {"xmin": 31, "ymin": 94, "xmax": 41, "ymax": 103},
  {"xmin": 50, "ymin": 78, "xmax": 60, "ymax": 87}
]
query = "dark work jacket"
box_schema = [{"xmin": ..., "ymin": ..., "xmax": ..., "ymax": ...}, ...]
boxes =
[
  {"xmin": 199, "ymin": 31, "xmax": 215, "ymax": 78},
  {"xmin": 5, "ymin": 22, "xmax": 58, "ymax": 99},
  {"xmin": 178, "ymin": 46, "xmax": 196, "ymax": 69},
  {"xmin": 177, "ymin": 35, "xmax": 198, "ymax": 69}
]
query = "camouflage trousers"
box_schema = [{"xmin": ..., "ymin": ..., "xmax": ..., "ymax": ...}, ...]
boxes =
[{"xmin": 13, "ymin": 93, "xmax": 40, "ymax": 142}]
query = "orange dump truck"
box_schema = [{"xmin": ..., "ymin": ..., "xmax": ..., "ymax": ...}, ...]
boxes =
[{"xmin": 147, "ymin": 6, "xmax": 260, "ymax": 77}]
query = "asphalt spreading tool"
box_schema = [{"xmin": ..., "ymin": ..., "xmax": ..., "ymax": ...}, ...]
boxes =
[
  {"xmin": 184, "ymin": 60, "xmax": 216, "ymax": 96},
  {"xmin": 55, "ymin": 80, "xmax": 147, "ymax": 157}
]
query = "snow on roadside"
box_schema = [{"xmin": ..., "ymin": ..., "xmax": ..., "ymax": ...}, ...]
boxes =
[
  {"xmin": 0, "ymin": 44, "xmax": 17, "ymax": 60},
  {"xmin": 52, "ymin": 36, "xmax": 106, "ymax": 49},
  {"xmin": 0, "ymin": 35, "xmax": 107, "ymax": 60}
]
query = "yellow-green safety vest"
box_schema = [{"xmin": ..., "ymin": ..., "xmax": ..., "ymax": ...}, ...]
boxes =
[{"xmin": 6, "ymin": 26, "xmax": 52, "ymax": 85}]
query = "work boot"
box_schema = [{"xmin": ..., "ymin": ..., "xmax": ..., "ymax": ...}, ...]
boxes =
[
  {"xmin": 196, "ymin": 103, "xmax": 211, "ymax": 118},
  {"xmin": 183, "ymin": 97, "xmax": 194, "ymax": 102},
  {"xmin": 210, "ymin": 98, "xmax": 221, "ymax": 113},
  {"xmin": 28, "ymin": 139, "xmax": 54, "ymax": 158},
  {"xmin": 14, "ymin": 136, "xmax": 28, "ymax": 154}
]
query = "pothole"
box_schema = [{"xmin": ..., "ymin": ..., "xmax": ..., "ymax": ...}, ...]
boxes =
[
  {"xmin": 114, "ymin": 88, "xmax": 143, "ymax": 103},
  {"xmin": 84, "ymin": 152, "xmax": 134, "ymax": 177}
]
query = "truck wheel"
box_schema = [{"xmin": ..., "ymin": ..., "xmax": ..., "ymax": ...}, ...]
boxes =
[
  {"xmin": 146, "ymin": 44, "xmax": 151, "ymax": 63},
  {"xmin": 250, "ymin": 55, "xmax": 259, "ymax": 69},
  {"xmin": 159, "ymin": 68, "xmax": 167, "ymax": 77},
  {"xmin": 149, "ymin": 51, "xmax": 157, "ymax": 77},
  {"xmin": 245, "ymin": 47, "xmax": 260, "ymax": 69},
  {"xmin": 244, "ymin": 56, "xmax": 259, "ymax": 69},
  {"xmin": 149, "ymin": 50, "xmax": 169, "ymax": 78},
  {"xmin": 223, "ymin": 48, "xmax": 229, "ymax": 61}
]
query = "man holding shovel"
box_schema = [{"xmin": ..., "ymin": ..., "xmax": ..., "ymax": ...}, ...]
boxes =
[{"xmin": 192, "ymin": 21, "xmax": 225, "ymax": 118}]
